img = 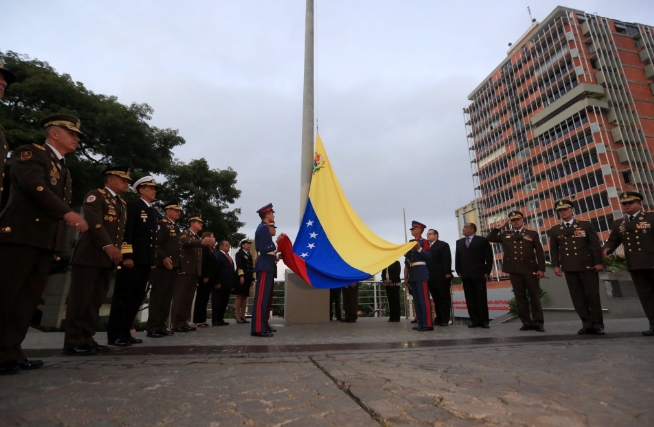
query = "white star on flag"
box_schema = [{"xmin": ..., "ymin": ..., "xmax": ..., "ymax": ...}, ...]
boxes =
[
  {"xmin": 301, "ymin": 253, "xmax": 309, "ymax": 258},
  {"xmin": 306, "ymin": 220, "xmax": 314, "ymax": 227},
  {"xmin": 307, "ymin": 243, "xmax": 315, "ymax": 249},
  {"xmin": 309, "ymin": 232, "xmax": 318, "ymax": 238}
]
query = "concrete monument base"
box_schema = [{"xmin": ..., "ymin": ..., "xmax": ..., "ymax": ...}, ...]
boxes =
[{"xmin": 284, "ymin": 270, "xmax": 329, "ymax": 324}]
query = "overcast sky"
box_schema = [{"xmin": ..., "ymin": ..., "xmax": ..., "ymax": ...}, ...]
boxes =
[{"xmin": 5, "ymin": 0, "xmax": 654, "ymax": 274}]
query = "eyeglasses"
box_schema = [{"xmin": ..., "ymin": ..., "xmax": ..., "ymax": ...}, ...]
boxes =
[{"xmin": 620, "ymin": 201, "xmax": 637, "ymax": 206}]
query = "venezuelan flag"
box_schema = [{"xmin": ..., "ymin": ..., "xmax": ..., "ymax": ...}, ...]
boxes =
[{"xmin": 279, "ymin": 134, "xmax": 414, "ymax": 289}]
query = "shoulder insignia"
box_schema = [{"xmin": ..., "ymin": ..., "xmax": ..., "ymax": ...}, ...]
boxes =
[
  {"xmin": 20, "ymin": 151, "xmax": 32, "ymax": 161},
  {"xmin": 162, "ymin": 219, "xmax": 169, "ymax": 223},
  {"xmin": 86, "ymin": 195, "xmax": 97, "ymax": 203},
  {"xmin": 32, "ymin": 143, "xmax": 46, "ymax": 151},
  {"xmin": 121, "ymin": 198, "xmax": 126, "ymax": 205},
  {"xmin": 98, "ymin": 188, "xmax": 107, "ymax": 195}
]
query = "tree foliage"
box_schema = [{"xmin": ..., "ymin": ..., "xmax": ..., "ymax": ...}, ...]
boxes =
[{"xmin": 0, "ymin": 51, "xmax": 244, "ymax": 242}]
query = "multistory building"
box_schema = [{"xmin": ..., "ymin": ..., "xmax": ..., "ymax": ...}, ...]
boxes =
[{"xmin": 464, "ymin": 6, "xmax": 654, "ymax": 277}]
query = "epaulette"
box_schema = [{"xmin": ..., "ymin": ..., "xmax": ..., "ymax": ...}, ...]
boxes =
[
  {"xmin": 120, "ymin": 198, "xmax": 126, "ymax": 205},
  {"xmin": 162, "ymin": 219, "xmax": 169, "ymax": 223},
  {"xmin": 98, "ymin": 188, "xmax": 107, "ymax": 195},
  {"xmin": 32, "ymin": 143, "xmax": 46, "ymax": 151},
  {"xmin": 120, "ymin": 242, "xmax": 133, "ymax": 254}
]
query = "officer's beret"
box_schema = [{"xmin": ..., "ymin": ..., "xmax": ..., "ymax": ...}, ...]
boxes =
[
  {"xmin": 619, "ymin": 192, "xmax": 643, "ymax": 203},
  {"xmin": 0, "ymin": 59, "xmax": 16, "ymax": 85},
  {"xmin": 163, "ymin": 201, "xmax": 182, "ymax": 211},
  {"xmin": 410, "ymin": 220, "xmax": 426, "ymax": 230},
  {"xmin": 132, "ymin": 176, "xmax": 157, "ymax": 191},
  {"xmin": 188, "ymin": 214, "xmax": 204, "ymax": 223},
  {"xmin": 508, "ymin": 211, "xmax": 524, "ymax": 220},
  {"xmin": 257, "ymin": 203, "xmax": 274, "ymax": 214},
  {"xmin": 555, "ymin": 200, "xmax": 574, "ymax": 210},
  {"xmin": 102, "ymin": 166, "xmax": 132, "ymax": 181},
  {"xmin": 39, "ymin": 114, "xmax": 84, "ymax": 138}
]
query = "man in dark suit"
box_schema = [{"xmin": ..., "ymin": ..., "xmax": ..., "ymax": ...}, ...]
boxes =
[
  {"xmin": 329, "ymin": 288, "xmax": 342, "ymax": 321},
  {"xmin": 488, "ymin": 211, "xmax": 546, "ymax": 332},
  {"xmin": 213, "ymin": 240, "xmax": 235, "ymax": 326},
  {"xmin": 0, "ymin": 60, "xmax": 16, "ymax": 206},
  {"xmin": 171, "ymin": 214, "xmax": 213, "ymax": 332},
  {"xmin": 455, "ymin": 222, "xmax": 493, "ymax": 328},
  {"xmin": 550, "ymin": 200, "xmax": 605, "ymax": 335},
  {"xmin": 426, "ymin": 229, "xmax": 453, "ymax": 326},
  {"xmin": 381, "ymin": 260, "xmax": 402, "ymax": 322},
  {"xmin": 63, "ymin": 166, "xmax": 130, "ymax": 355},
  {"xmin": 603, "ymin": 191, "xmax": 654, "ymax": 336},
  {"xmin": 106, "ymin": 176, "xmax": 158, "ymax": 346},
  {"xmin": 146, "ymin": 201, "xmax": 183, "ymax": 337},
  {"xmin": 0, "ymin": 114, "xmax": 88, "ymax": 375},
  {"xmin": 251, "ymin": 203, "xmax": 280, "ymax": 337},
  {"xmin": 341, "ymin": 283, "xmax": 359, "ymax": 323}
]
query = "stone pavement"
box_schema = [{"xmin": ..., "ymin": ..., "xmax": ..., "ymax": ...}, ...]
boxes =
[{"xmin": 3, "ymin": 318, "xmax": 654, "ymax": 426}]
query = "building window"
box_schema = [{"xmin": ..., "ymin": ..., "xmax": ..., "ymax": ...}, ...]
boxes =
[
  {"xmin": 527, "ymin": 200, "xmax": 541, "ymax": 211},
  {"xmin": 614, "ymin": 23, "xmax": 627, "ymax": 34},
  {"xmin": 540, "ymin": 234, "xmax": 548, "ymax": 247},
  {"xmin": 622, "ymin": 171, "xmax": 633, "ymax": 185}
]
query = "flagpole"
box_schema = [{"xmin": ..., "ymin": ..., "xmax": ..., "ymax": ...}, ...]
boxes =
[
  {"xmin": 299, "ymin": 0, "xmax": 314, "ymax": 223},
  {"xmin": 403, "ymin": 208, "xmax": 408, "ymax": 243}
]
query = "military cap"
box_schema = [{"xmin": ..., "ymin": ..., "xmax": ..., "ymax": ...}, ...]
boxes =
[
  {"xmin": 188, "ymin": 214, "xmax": 204, "ymax": 223},
  {"xmin": 102, "ymin": 166, "xmax": 132, "ymax": 181},
  {"xmin": 240, "ymin": 238, "xmax": 252, "ymax": 246},
  {"xmin": 39, "ymin": 114, "xmax": 84, "ymax": 138},
  {"xmin": 555, "ymin": 200, "xmax": 574, "ymax": 210},
  {"xmin": 508, "ymin": 211, "xmax": 524, "ymax": 220},
  {"xmin": 619, "ymin": 191, "xmax": 643, "ymax": 203},
  {"xmin": 0, "ymin": 59, "xmax": 17, "ymax": 85},
  {"xmin": 132, "ymin": 175, "xmax": 157, "ymax": 191},
  {"xmin": 257, "ymin": 203, "xmax": 274, "ymax": 214},
  {"xmin": 410, "ymin": 220, "xmax": 426, "ymax": 230},
  {"xmin": 268, "ymin": 222, "xmax": 277, "ymax": 229},
  {"xmin": 163, "ymin": 201, "xmax": 182, "ymax": 211}
]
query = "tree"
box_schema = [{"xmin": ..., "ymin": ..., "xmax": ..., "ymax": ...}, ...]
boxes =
[
  {"xmin": 0, "ymin": 51, "xmax": 184, "ymax": 205},
  {"xmin": 156, "ymin": 159, "xmax": 245, "ymax": 244}
]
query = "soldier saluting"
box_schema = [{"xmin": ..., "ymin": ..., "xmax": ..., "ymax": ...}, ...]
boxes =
[
  {"xmin": 549, "ymin": 200, "xmax": 605, "ymax": 335},
  {"xmin": 603, "ymin": 192, "xmax": 654, "ymax": 337}
]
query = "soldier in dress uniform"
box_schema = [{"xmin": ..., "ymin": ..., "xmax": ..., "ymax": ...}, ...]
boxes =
[
  {"xmin": 63, "ymin": 166, "xmax": 131, "ymax": 355},
  {"xmin": 403, "ymin": 221, "xmax": 433, "ymax": 332},
  {"xmin": 0, "ymin": 114, "xmax": 87, "ymax": 375},
  {"xmin": 106, "ymin": 176, "xmax": 157, "ymax": 346},
  {"xmin": 549, "ymin": 200, "xmax": 605, "ymax": 335},
  {"xmin": 603, "ymin": 192, "xmax": 654, "ymax": 336},
  {"xmin": 234, "ymin": 238, "xmax": 254, "ymax": 323},
  {"xmin": 487, "ymin": 211, "xmax": 546, "ymax": 332},
  {"xmin": 251, "ymin": 203, "xmax": 280, "ymax": 337},
  {"xmin": 146, "ymin": 201, "xmax": 183, "ymax": 337},
  {"xmin": 0, "ymin": 60, "xmax": 17, "ymax": 206},
  {"xmin": 170, "ymin": 214, "xmax": 214, "ymax": 332}
]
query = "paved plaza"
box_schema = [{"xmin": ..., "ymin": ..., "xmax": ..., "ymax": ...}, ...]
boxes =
[{"xmin": 2, "ymin": 318, "xmax": 653, "ymax": 426}]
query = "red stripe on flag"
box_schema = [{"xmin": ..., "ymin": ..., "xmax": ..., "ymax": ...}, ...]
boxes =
[
  {"xmin": 255, "ymin": 271, "xmax": 267, "ymax": 333},
  {"xmin": 277, "ymin": 234, "xmax": 311, "ymax": 285}
]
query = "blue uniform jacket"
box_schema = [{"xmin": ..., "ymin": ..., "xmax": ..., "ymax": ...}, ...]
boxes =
[
  {"xmin": 405, "ymin": 237, "xmax": 431, "ymax": 282},
  {"xmin": 254, "ymin": 221, "xmax": 276, "ymax": 273}
]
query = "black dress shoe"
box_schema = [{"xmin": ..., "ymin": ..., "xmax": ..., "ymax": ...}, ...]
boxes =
[
  {"xmin": 146, "ymin": 330, "xmax": 165, "ymax": 338},
  {"xmin": 251, "ymin": 332, "xmax": 273, "ymax": 337},
  {"xmin": 592, "ymin": 328, "xmax": 606, "ymax": 335},
  {"xmin": 345, "ymin": 319, "xmax": 356, "ymax": 323},
  {"xmin": 439, "ymin": 323, "xmax": 449, "ymax": 327},
  {"xmin": 410, "ymin": 319, "xmax": 419, "ymax": 324},
  {"xmin": 213, "ymin": 321, "xmax": 229, "ymax": 326},
  {"xmin": 417, "ymin": 327, "xmax": 434, "ymax": 331},
  {"xmin": 162, "ymin": 330, "xmax": 174, "ymax": 336},
  {"xmin": 173, "ymin": 326, "xmax": 191, "ymax": 332},
  {"xmin": 109, "ymin": 337, "xmax": 132, "ymax": 347},
  {"xmin": 642, "ymin": 329, "xmax": 654, "ymax": 337},
  {"xmin": 534, "ymin": 326, "xmax": 545, "ymax": 332},
  {"xmin": 90, "ymin": 342, "xmax": 111, "ymax": 352},
  {"xmin": 267, "ymin": 327, "xmax": 277, "ymax": 332},
  {"xmin": 187, "ymin": 325, "xmax": 197, "ymax": 331},
  {"xmin": 0, "ymin": 362, "xmax": 20, "ymax": 375},
  {"xmin": 63, "ymin": 345, "xmax": 97, "ymax": 355},
  {"xmin": 16, "ymin": 359, "xmax": 44, "ymax": 370},
  {"xmin": 468, "ymin": 323, "xmax": 478, "ymax": 328},
  {"xmin": 519, "ymin": 325, "xmax": 532, "ymax": 331},
  {"xmin": 481, "ymin": 323, "xmax": 490, "ymax": 329},
  {"xmin": 412, "ymin": 326, "xmax": 419, "ymax": 330},
  {"xmin": 128, "ymin": 336, "xmax": 143, "ymax": 344},
  {"xmin": 578, "ymin": 328, "xmax": 590, "ymax": 334}
]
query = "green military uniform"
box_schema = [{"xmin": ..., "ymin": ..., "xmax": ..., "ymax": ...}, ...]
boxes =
[
  {"xmin": 549, "ymin": 200, "xmax": 604, "ymax": 333},
  {"xmin": 0, "ymin": 114, "xmax": 81, "ymax": 371},
  {"xmin": 170, "ymin": 215, "xmax": 204, "ymax": 331},
  {"xmin": 146, "ymin": 202, "xmax": 183, "ymax": 334},
  {"xmin": 487, "ymin": 211, "xmax": 546, "ymax": 330},
  {"xmin": 604, "ymin": 192, "xmax": 654, "ymax": 334},
  {"xmin": 0, "ymin": 60, "xmax": 17, "ymax": 207},
  {"xmin": 64, "ymin": 168, "xmax": 130, "ymax": 352}
]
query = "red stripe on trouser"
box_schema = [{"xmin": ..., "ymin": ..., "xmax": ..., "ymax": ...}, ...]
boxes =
[
  {"xmin": 255, "ymin": 271, "xmax": 267, "ymax": 333},
  {"xmin": 422, "ymin": 281, "xmax": 432, "ymax": 328}
]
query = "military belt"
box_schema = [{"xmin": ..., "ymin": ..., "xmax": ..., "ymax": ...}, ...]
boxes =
[{"xmin": 410, "ymin": 262, "xmax": 426, "ymax": 267}]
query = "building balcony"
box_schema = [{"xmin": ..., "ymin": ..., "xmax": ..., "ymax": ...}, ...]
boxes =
[{"xmin": 639, "ymin": 48, "xmax": 652, "ymax": 64}]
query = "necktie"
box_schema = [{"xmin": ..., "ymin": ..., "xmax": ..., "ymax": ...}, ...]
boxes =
[
  {"xmin": 565, "ymin": 223, "xmax": 571, "ymax": 228},
  {"xmin": 629, "ymin": 215, "xmax": 635, "ymax": 222},
  {"xmin": 466, "ymin": 237, "xmax": 471, "ymax": 248},
  {"xmin": 226, "ymin": 252, "xmax": 233, "ymax": 266},
  {"xmin": 60, "ymin": 157, "xmax": 66, "ymax": 167}
]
